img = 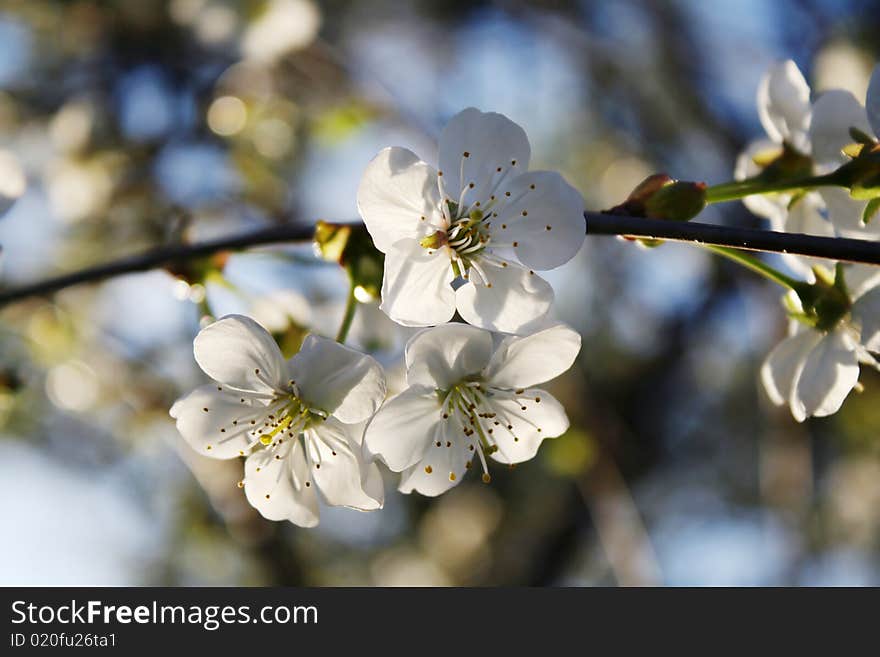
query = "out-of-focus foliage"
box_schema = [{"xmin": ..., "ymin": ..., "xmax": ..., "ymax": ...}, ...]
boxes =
[{"xmin": 0, "ymin": 0, "xmax": 879, "ymax": 585}]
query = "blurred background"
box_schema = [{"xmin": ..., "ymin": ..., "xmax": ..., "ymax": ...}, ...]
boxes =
[{"xmin": 0, "ymin": 0, "xmax": 879, "ymax": 586}]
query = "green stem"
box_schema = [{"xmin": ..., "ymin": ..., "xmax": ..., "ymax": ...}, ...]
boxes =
[
  {"xmin": 705, "ymin": 172, "xmax": 843, "ymax": 203},
  {"xmin": 704, "ymin": 245, "xmax": 808, "ymax": 294},
  {"xmin": 335, "ymin": 279, "xmax": 358, "ymax": 344}
]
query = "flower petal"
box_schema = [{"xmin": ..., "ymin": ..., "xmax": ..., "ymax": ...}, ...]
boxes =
[
  {"xmin": 817, "ymin": 186, "xmax": 869, "ymax": 234},
  {"xmin": 364, "ymin": 386, "xmax": 442, "ymax": 471},
  {"xmin": 757, "ymin": 60, "xmax": 811, "ymax": 150},
  {"xmin": 760, "ymin": 330, "xmax": 820, "ymax": 409},
  {"xmin": 193, "ymin": 314, "xmax": 285, "ymax": 393},
  {"xmin": 244, "ymin": 442, "xmax": 320, "ymax": 527},
  {"xmin": 485, "ymin": 323, "xmax": 581, "ymax": 389},
  {"xmin": 289, "ymin": 334, "xmax": 385, "ymax": 425},
  {"xmin": 867, "ymin": 63, "xmax": 880, "ymax": 139},
  {"xmin": 397, "ymin": 422, "xmax": 470, "ymax": 497},
  {"xmin": 486, "ymin": 389, "xmax": 569, "ymax": 465},
  {"xmin": 357, "ymin": 146, "xmax": 444, "ymax": 253},
  {"xmin": 493, "ymin": 171, "xmax": 585, "ymax": 270},
  {"xmin": 437, "ymin": 108, "xmax": 530, "ymax": 207},
  {"xmin": 379, "ymin": 238, "xmax": 456, "ymax": 327},
  {"xmin": 735, "ymin": 139, "xmax": 789, "ymax": 225},
  {"xmin": 780, "ymin": 192, "xmax": 836, "ymax": 279},
  {"xmin": 793, "ymin": 328, "xmax": 860, "ymax": 420},
  {"xmin": 852, "ymin": 285, "xmax": 880, "ymax": 352},
  {"xmin": 809, "ymin": 89, "xmax": 872, "ymax": 165},
  {"xmin": 405, "ymin": 323, "xmax": 493, "ymax": 389},
  {"xmin": 170, "ymin": 384, "xmax": 261, "ymax": 458},
  {"xmin": 455, "ymin": 261, "xmax": 553, "ymax": 334},
  {"xmin": 310, "ymin": 419, "xmax": 383, "ymax": 511},
  {"xmin": 846, "ymin": 264, "xmax": 880, "ymax": 301}
]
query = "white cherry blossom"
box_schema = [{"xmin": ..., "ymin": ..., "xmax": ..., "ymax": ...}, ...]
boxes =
[
  {"xmin": 357, "ymin": 108, "xmax": 585, "ymax": 334},
  {"xmin": 734, "ymin": 61, "xmax": 838, "ymax": 278},
  {"xmin": 170, "ymin": 314, "xmax": 385, "ymax": 527},
  {"xmin": 808, "ymin": 63, "xmax": 880, "ymax": 236},
  {"xmin": 736, "ymin": 61, "xmax": 880, "ymax": 281},
  {"xmin": 364, "ymin": 322, "xmax": 580, "ymax": 496},
  {"xmin": 761, "ymin": 269, "xmax": 880, "ymax": 421}
]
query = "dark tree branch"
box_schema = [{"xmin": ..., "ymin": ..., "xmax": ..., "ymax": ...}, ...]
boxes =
[
  {"xmin": 0, "ymin": 224, "xmax": 315, "ymax": 306},
  {"xmin": 0, "ymin": 213, "xmax": 878, "ymax": 307},
  {"xmin": 585, "ymin": 213, "xmax": 880, "ymax": 264}
]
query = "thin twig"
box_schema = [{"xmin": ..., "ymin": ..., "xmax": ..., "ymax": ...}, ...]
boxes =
[
  {"xmin": 1, "ymin": 213, "xmax": 878, "ymax": 307},
  {"xmin": 585, "ymin": 213, "xmax": 880, "ymax": 264},
  {"xmin": 0, "ymin": 224, "xmax": 315, "ymax": 306}
]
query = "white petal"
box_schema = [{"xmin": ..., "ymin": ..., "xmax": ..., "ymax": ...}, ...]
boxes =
[
  {"xmin": 309, "ymin": 419, "xmax": 383, "ymax": 511},
  {"xmin": 809, "ymin": 89, "xmax": 872, "ymax": 165},
  {"xmin": 364, "ymin": 386, "xmax": 441, "ymax": 471},
  {"xmin": 817, "ymin": 186, "xmax": 869, "ymax": 234},
  {"xmin": 289, "ymin": 334, "xmax": 385, "ymax": 425},
  {"xmin": 757, "ymin": 60, "xmax": 811, "ymax": 150},
  {"xmin": 493, "ymin": 171, "xmax": 585, "ymax": 270},
  {"xmin": 437, "ymin": 108, "xmax": 530, "ymax": 207},
  {"xmin": 170, "ymin": 384, "xmax": 261, "ymax": 458},
  {"xmin": 846, "ymin": 264, "xmax": 880, "ymax": 301},
  {"xmin": 852, "ymin": 285, "xmax": 880, "ymax": 352},
  {"xmin": 455, "ymin": 261, "xmax": 553, "ymax": 334},
  {"xmin": 357, "ymin": 146, "xmax": 444, "ymax": 253},
  {"xmin": 405, "ymin": 323, "xmax": 493, "ymax": 389},
  {"xmin": 244, "ymin": 442, "xmax": 320, "ymax": 527},
  {"xmin": 780, "ymin": 192, "xmax": 836, "ymax": 278},
  {"xmin": 486, "ymin": 389, "xmax": 569, "ymax": 465},
  {"xmin": 193, "ymin": 314, "xmax": 285, "ymax": 393},
  {"xmin": 0, "ymin": 150, "xmax": 25, "ymax": 216},
  {"xmin": 866, "ymin": 63, "xmax": 880, "ymax": 139},
  {"xmin": 397, "ymin": 422, "xmax": 470, "ymax": 497},
  {"xmin": 760, "ymin": 330, "xmax": 820, "ymax": 409},
  {"xmin": 360, "ymin": 461, "xmax": 385, "ymax": 509},
  {"xmin": 793, "ymin": 328, "xmax": 860, "ymax": 419},
  {"xmin": 735, "ymin": 139, "xmax": 789, "ymax": 225},
  {"xmin": 485, "ymin": 323, "xmax": 581, "ymax": 389},
  {"xmin": 379, "ymin": 238, "xmax": 456, "ymax": 327}
]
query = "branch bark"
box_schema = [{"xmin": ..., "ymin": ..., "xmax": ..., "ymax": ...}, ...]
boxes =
[{"xmin": 0, "ymin": 212, "xmax": 878, "ymax": 307}]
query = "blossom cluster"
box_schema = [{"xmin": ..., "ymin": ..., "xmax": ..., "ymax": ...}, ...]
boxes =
[
  {"xmin": 172, "ymin": 109, "xmax": 585, "ymax": 526},
  {"xmin": 738, "ymin": 61, "xmax": 880, "ymax": 420}
]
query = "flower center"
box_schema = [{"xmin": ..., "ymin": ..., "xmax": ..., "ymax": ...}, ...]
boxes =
[
  {"xmin": 252, "ymin": 382, "xmax": 327, "ymax": 448},
  {"xmin": 421, "ymin": 202, "xmax": 493, "ymax": 267},
  {"xmin": 436, "ymin": 377, "xmax": 534, "ymax": 484}
]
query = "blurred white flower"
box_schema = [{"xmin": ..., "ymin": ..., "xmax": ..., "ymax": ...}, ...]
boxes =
[
  {"xmin": 736, "ymin": 61, "xmax": 880, "ymax": 279},
  {"xmin": 762, "ymin": 268, "xmax": 880, "ymax": 422},
  {"xmin": 358, "ymin": 108, "xmax": 585, "ymax": 334},
  {"xmin": 365, "ymin": 322, "xmax": 580, "ymax": 496},
  {"xmin": 171, "ymin": 315, "xmax": 385, "ymax": 527},
  {"xmin": 809, "ymin": 63, "xmax": 880, "ymax": 235},
  {"xmin": 0, "ymin": 149, "xmax": 25, "ymax": 216},
  {"xmin": 241, "ymin": 0, "xmax": 321, "ymax": 63},
  {"xmin": 734, "ymin": 61, "xmax": 836, "ymax": 278}
]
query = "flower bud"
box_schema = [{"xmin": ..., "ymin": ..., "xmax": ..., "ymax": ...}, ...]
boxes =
[
  {"xmin": 643, "ymin": 180, "xmax": 708, "ymax": 222},
  {"xmin": 608, "ymin": 174, "xmax": 707, "ymax": 223}
]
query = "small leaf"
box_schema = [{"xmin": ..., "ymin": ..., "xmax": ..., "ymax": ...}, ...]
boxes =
[{"xmin": 863, "ymin": 198, "xmax": 880, "ymax": 225}]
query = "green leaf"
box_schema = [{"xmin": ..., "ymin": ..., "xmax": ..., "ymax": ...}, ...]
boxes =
[{"xmin": 863, "ymin": 198, "xmax": 880, "ymax": 225}]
